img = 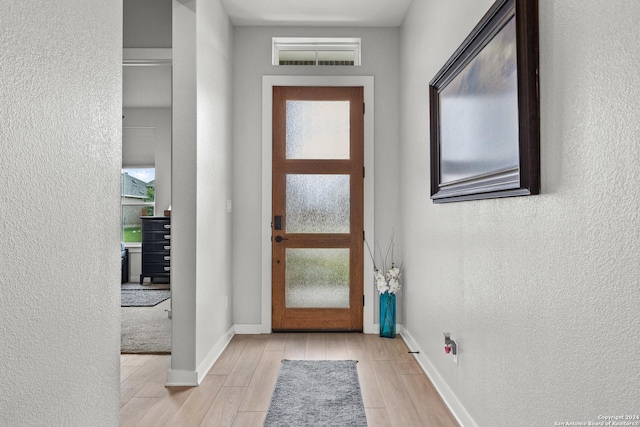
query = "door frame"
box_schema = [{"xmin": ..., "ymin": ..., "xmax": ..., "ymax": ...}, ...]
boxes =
[{"xmin": 261, "ymin": 75, "xmax": 375, "ymax": 333}]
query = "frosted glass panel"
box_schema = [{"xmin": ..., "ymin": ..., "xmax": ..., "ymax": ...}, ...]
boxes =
[
  {"xmin": 286, "ymin": 249, "xmax": 350, "ymax": 308},
  {"xmin": 287, "ymin": 174, "xmax": 350, "ymax": 233},
  {"xmin": 286, "ymin": 101, "xmax": 350, "ymax": 159}
]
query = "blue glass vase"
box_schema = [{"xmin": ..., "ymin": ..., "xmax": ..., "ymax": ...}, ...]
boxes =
[{"xmin": 379, "ymin": 291, "xmax": 396, "ymax": 338}]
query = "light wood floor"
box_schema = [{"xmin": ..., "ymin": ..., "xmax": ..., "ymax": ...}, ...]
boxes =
[{"xmin": 120, "ymin": 333, "xmax": 458, "ymax": 427}]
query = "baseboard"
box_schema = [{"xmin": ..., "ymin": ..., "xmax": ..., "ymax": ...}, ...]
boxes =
[
  {"xmin": 234, "ymin": 324, "xmax": 265, "ymax": 334},
  {"xmin": 401, "ymin": 328, "xmax": 477, "ymax": 427},
  {"xmin": 372, "ymin": 323, "xmax": 403, "ymax": 334},
  {"xmin": 165, "ymin": 369, "xmax": 199, "ymax": 386},
  {"xmin": 235, "ymin": 323, "xmax": 397, "ymax": 334},
  {"xmin": 165, "ymin": 325, "xmax": 234, "ymax": 386},
  {"xmin": 195, "ymin": 325, "xmax": 235, "ymax": 383}
]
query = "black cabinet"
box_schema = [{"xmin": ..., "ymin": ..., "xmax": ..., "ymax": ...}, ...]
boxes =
[{"xmin": 140, "ymin": 216, "xmax": 171, "ymax": 283}]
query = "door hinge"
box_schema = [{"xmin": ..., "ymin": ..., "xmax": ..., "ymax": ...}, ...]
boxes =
[
  {"xmin": 363, "ymin": 230, "xmax": 365, "ymax": 241},
  {"xmin": 363, "ymin": 103, "xmax": 365, "ymax": 114},
  {"xmin": 363, "ymin": 166, "xmax": 365, "ymax": 178},
  {"xmin": 363, "ymin": 295, "xmax": 365, "ymax": 306}
]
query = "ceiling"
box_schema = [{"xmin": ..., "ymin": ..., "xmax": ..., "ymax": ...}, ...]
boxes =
[
  {"xmin": 123, "ymin": 0, "xmax": 414, "ymax": 108},
  {"xmin": 220, "ymin": 0, "xmax": 413, "ymax": 27}
]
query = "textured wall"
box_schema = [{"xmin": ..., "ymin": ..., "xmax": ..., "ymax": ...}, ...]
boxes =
[
  {"xmin": 0, "ymin": 0, "xmax": 122, "ymax": 425},
  {"xmin": 231, "ymin": 26, "xmax": 402, "ymax": 326},
  {"xmin": 400, "ymin": 0, "xmax": 640, "ymax": 425}
]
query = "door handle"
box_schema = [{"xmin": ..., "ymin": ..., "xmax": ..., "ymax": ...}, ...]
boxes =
[{"xmin": 274, "ymin": 235, "xmax": 288, "ymax": 243}]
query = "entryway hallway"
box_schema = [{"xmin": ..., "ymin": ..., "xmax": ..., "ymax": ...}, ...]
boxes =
[{"xmin": 120, "ymin": 333, "xmax": 458, "ymax": 426}]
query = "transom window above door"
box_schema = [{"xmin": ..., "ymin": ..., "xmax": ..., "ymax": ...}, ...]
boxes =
[{"xmin": 272, "ymin": 37, "xmax": 361, "ymax": 66}]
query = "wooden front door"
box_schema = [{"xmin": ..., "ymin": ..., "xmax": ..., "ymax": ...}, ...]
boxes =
[{"xmin": 272, "ymin": 86, "xmax": 364, "ymax": 331}]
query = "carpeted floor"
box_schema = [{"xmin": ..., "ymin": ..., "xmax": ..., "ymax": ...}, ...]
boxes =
[
  {"xmin": 121, "ymin": 297, "xmax": 171, "ymax": 354},
  {"xmin": 121, "ymin": 289, "xmax": 171, "ymax": 307},
  {"xmin": 264, "ymin": 360, "xmax": 367, "ymax": 426}
]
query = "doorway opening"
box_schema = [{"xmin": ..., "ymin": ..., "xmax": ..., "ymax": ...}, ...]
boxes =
[{"xmin": 121, "ymin": 49, "xmax": 173, "ymax": 354}]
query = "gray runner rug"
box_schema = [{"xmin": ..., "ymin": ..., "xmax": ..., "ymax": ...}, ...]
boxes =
[{"xmin": 264, "ymin": 360, "xmax": 367, "ymax": 427}]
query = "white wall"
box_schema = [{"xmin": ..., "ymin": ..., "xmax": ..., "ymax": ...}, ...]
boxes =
[
  {"xmin": 232, "ymin": 26, "xmax": 402, "ymax": 327},
  {"xmin": 195, "ymin": 0, "xmax": 234, "ymax": 369},
  {"xmin": 124, "ymin": 0, "xmax": 172, "ymax": 48},
  {"xmin": 122, "ymin": 107, "xmax": 172, "ymax": 214},
  {"xmin": 122, "ymin": 108, "xmax": 172, "ymax": 282},
  {"xmin": 171, "ymin": 0, "xmax": 198, "ymax": 382},
  {"xmin": 400, "ymin": 1, "xmax": 640, "ymax": 426},
  {"xmin": 0, "ymin": 0, "xmax": 122, "ymax": 425},
  {"xmin": 169, "ymin": 0, "xmax": 234, "ymax": 384}
]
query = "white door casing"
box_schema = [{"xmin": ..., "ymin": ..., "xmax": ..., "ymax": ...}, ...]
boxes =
[{"xmin": 261, "ymin": 75, "xmax": 375, "ymax": 333}]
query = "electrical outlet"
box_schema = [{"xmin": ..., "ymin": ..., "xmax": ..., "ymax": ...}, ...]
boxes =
[{"xmin": 444, "ymin": 332, "xmax": 459, "ymax": 365}]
